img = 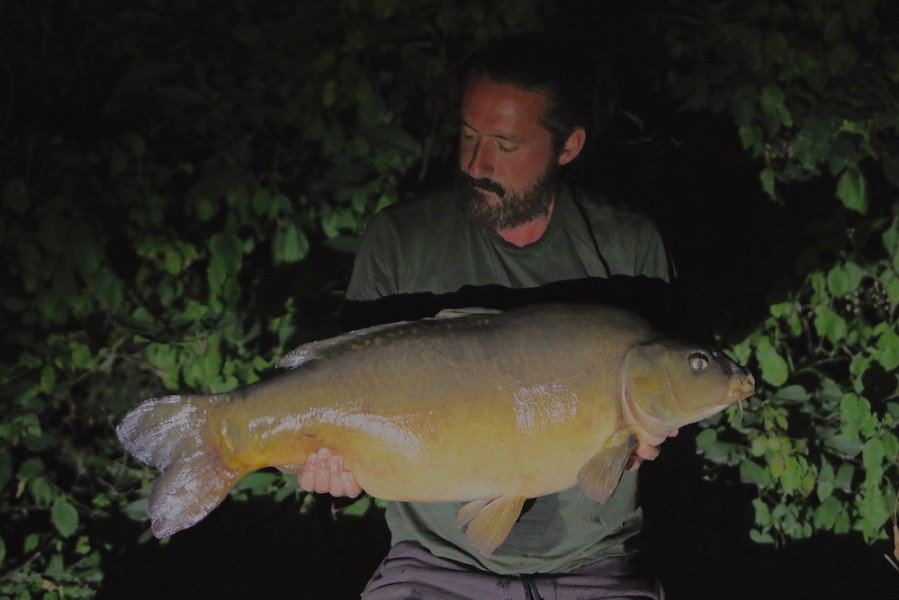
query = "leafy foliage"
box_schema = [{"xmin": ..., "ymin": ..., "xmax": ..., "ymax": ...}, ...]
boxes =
[
  {"xmin": 653, "ymin": 0, "xmax": 899, "ymax": 547},
  {"xmin": 3, "ymin": 0, "xmax": 898, "ymax": 596},
  {"xmin": 0, "ymin": 0, "xmax": 548, "ymax": 595}
]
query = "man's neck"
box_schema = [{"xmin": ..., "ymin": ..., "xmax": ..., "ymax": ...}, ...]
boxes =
[{"xmin": 495, "ymin": 199, "xmax": 555, "ymax": 247}]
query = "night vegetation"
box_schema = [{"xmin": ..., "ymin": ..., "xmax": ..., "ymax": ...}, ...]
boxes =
[{"xmin": 1, "ymin": 1, "xmax": 897, "ymax": 597}]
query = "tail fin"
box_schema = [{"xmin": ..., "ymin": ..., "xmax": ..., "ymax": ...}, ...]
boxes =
[{"xmin": 116, "ymin": 394, "xmax": 244, "ymax": 538}]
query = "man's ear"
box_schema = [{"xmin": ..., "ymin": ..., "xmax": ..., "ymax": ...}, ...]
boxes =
[{"xmin": 557, "ymin": 127, "xmax": 586, "ymax": 166}]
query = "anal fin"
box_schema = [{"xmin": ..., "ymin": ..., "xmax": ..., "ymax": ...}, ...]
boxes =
[
  {"xmin": 454, "ymin": 494, "xmax": 527, "ymax": 556},
  {"xmin": 577, "ymin": 433, "xmax": 636, "ymax": 502}
]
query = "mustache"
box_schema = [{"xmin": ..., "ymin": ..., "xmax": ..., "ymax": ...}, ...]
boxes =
[{"xmin": 459, "ymin": 174, "xmax": 506, "ymax": 197}]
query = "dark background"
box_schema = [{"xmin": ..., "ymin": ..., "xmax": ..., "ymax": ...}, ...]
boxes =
[{"xmin": 3, "ymin": 1, "xmax": 897, "ymax": 598}]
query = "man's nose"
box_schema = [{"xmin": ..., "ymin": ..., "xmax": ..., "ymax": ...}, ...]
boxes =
[{"xmin": 465, "ymin": 141, "xmax": 493, "ymax": 179}]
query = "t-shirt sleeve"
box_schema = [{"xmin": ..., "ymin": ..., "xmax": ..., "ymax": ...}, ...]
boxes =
[
  {"xmin": 345, "ymin": 210, "xmax": 401, "ymax": 301},
  {"xmin": 635, "ymin": 219, "xmax": 674, "ymax": 282}
]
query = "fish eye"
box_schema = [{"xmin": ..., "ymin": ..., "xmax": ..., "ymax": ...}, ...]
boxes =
[{"xmin": 689, "ymin": 352, "xmax": 710, "ymax": 371}]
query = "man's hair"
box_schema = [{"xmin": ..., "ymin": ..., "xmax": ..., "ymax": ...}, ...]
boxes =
[{"xmin": 463, "ymin": 33, "xmax": 616, "ymax": 160}]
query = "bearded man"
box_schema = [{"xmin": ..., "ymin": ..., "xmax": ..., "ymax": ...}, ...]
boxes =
[{"xmin": 301, "ymin": 34, "xmax": 675, "ymax": 600}]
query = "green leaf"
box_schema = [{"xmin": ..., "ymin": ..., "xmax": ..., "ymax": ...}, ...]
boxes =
[
  {"xmin": 754, "ymin": 337, "xmax": 789, "ymax": 386},
  {"xmin": 859, "ymin": 486, "xmax": 890, "ymax": 542},
  {"xmin": 70, "ymin": 342, "xmax": 95, "ymax": 370},
  {"xmin": 773, "ymin": 384, "xmax": 810, "ymax": 404},
  {"xmin": 273, "ymin": 475, "xmax": 299, "ymax": 502},
  {"xmin": 51, "ymin": 497, "xmax": 79, "ymax": 538},
  {"xmin": 340, "ymin": 495, "xmax": 372, "ymax": 517},
  {"xmin": 0, "ymin": 536, "xmax": 5, "ymax": 568},
  {"xmin": 781, "ymin": 456, "xmax": 803, "ymax": 493},
  {"xmin": 123, "ymin": 499, "xmax": 149, "ymax": 522},
  {"xmin": 760, "ymin": 167, "xmax": 776, "ymax": 196},
  {"xmin": 234, "ymin": 471, "xmax": 278, "ymax": 494},
  {"xmin": 207, "ymin": 232, "xmax": 244, "ymax": 294},
  {"xmin": 882, "ymin": 431, "xmax": 899, "ymax": 459},
  {"xmin": 835, "ymin": 463, "xmax": 855, "ymax": 492},
  {"xmin": 836, "ymin": 167, "xmax": 868, "ymax": 213},
  {"xmin": 862, "ymin": 438, "xmax": 885, "ymax": 489},
  {"xmin": 885, "ymin": 277, "xmax": 899, "ymax": 306},
  {"xmin": 826, "ymin": 262, "xmax": 866, "ymax": 297},
  {"xmin": 816, "ymin": 461, "xmax": 835, "ymax": 501},
  {"xmin": 813, "ymin": 495, "xmax": 843, "ymax": 530},
  {"xmin": 75, "ymin": 535, "xmax": 91, "ymax": 555},
  {"xmin": 23, "ymin": 431, "xmax": 56, "ymax": 453},
  {"xmin": 17, "ymin": 457, "xmax": 45, "ymax": 480},
  {"xmin": 193, "ymin": 197, "xmax": 219, "ymax": 222},
  {"xmin": 752, "ymin": 498, "xmax": 773, "ymax": 527},
  {"xmin": 24, "ymin": 532, "xmax": 39, "ymax": 554},
  {"xmin": 88, "ymin": 267, "xmax": 125, "ymax": 311},
  {"xmin": 740, "ymin": 459, "xmax": 773, "ymax": 486},
  {"xmin": 840, "ymin": 393, "xmax": 876, "ymax": 441},
  {"xmin": 39, "ymin": 365, "xmax": 56, "ymax": 393},
  {"xmin": 273, "ymin": 222, "xmax": 309, "ymax": 264},
  {"xmin": 749, "ymin": 529, "xmax": 776, "ymax": 544},
  {"xmin": 760, "ymin": 84, "xmax": 792, "ymax": 127},
  {"xmin": 873, "ymin": 325, "xmax": 899, "ymax": 371},
  {"xmin": 813, "ymin": 307, "xmax": 848, "ymax": 344},
  {"xmin": 695, "ymin": 428, "xmax": 741, "ymax": 464},
  {"xmin": 146, "ymin": 343, "xmax": 180, "ymax": 389}
]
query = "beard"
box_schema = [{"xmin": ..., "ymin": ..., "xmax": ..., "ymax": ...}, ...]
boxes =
[{"xmin": 456, "ymin": 165, "xmax": 558, "ymax": 231}]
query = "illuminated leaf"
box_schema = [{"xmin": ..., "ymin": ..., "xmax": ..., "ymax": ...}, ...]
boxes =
[
  {"xmin": 873, "ymin": 325, "xmax": 899, "ymax": 371},
  {"xmin": 825, "ymin": 262, "xmax": 865, "ymax": 297},
  {"xmin": 817, "ymin": 461, "xmax": 835, "ymax": 501},
  {"xmin": 814, "ymin": 308, "xmax": 848, "ymax": 344},
  {"xmin": 273, "ymin": 222, "xmax": 309, "ymax": 264},
  {"xmin": 754, "ymin": 337, "xmax": 789, "ymax": 386},
  {"xmin": 862, "ymin": 438, "xmax": 885, "ymax": 489},
  {"xmin": 836, "ymin": 167, "xmax": 868, "ymax": 213},
  {"xmin": 51, "ymin": 497, "xmax": 79, "ymax": 538}
]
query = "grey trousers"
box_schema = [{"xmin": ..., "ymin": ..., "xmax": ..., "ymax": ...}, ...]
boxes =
[{"xmin": 361, "ymin": 542, "xmax": 665, "ymax": 600}]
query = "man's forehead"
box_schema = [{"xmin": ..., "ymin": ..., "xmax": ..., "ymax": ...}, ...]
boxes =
[{"xmin": 461, "ymin": 77, "xmax": 550, "ymax": 133}]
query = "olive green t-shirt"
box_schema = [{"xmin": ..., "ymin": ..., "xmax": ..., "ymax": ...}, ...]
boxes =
[{"xmin": 345, "ymin": 185, "xmax": 671, "ymax": 575}]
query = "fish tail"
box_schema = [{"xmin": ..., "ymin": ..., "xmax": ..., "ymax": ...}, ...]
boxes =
[{"xmin": 116, "ymin": 394, "xmax": 244, "ymax": 538}]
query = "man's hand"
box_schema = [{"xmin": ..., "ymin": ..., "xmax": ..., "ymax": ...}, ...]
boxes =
[
  {"xmin": 298, "ymin": 447, "xmax": 363, "ymax": 498},
  {"xmin": 626, "ymin": 429, "xmax": 679, "ymax": 472}
]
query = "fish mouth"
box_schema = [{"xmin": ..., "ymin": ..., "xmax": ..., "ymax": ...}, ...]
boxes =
[
  {"xmin": 728, "ymin": 373, "xmax": 755, "ymax": 418},
  {"xmin": 729, "ymin": 374, "xmax": 755, "ymax": 402}
]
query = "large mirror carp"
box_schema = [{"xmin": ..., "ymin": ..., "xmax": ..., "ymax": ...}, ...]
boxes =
[{"xmin": 117, "ymin": 303, "xmax": 754, "ymax": 555}]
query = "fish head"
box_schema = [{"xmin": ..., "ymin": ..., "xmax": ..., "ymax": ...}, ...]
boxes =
[{"xmin": 621, "ymin": 338, "xmax": 755, "ymax": 443}]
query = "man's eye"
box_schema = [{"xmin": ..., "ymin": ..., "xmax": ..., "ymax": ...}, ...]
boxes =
[{"xmin": 497, "ymin": 143, "xmax": 517, "ymax": 153}]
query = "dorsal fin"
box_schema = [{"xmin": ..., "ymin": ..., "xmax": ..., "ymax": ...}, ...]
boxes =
[
  {"xmin": 276, "ymin": 320, "xmax": 413, "ymax": 368},
  {"xmin": 277, "ymin": 306, "xmax": 504, "ymax": 369},
  {"xmin": 434, "ymin": 306, "xmax": 502, "ymax": 319}
]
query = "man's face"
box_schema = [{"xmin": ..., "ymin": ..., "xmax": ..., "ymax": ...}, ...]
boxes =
[{"xmin": 457, "ymin": 76, "xmax": 559, "ymax": 230}]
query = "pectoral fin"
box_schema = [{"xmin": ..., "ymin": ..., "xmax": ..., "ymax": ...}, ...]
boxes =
[
  {"xmin": 577, "ymin": 433, "xmax": 636, "ymax": 502},
  {"xmin": 454, "ymin": 494, "xmax": 527, "ymax": 556}
]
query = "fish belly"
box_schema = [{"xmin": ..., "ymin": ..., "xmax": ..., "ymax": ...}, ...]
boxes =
[{"xmin": 217, "ymin": 346, "xmax": 622, "ymax": 503}]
